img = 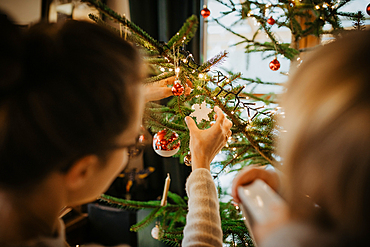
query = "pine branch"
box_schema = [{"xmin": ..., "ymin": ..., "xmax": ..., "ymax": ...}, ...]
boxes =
[
  {"xmin": 239, "ymin": 92, "xmax": 277, "ymax": 104},
  {"xmin": 83, "ymin": 0, "xmax": 162, "ymax": 51},
  {"xmin": 216, "ymin": 147, "xmax": 255, "ymax": 175},
  {"xmin": 99, "ymin": 194, "xmax": 187, "ymax": 210},
  {"xmin": 160, "ymin": 236, "xmax": 182, "ymax": 246},
  {"xmin": 167, "ymin": 209, "xmax": 186, "ymax": 230},
  {"xmin": 146, "ymin": 57, "xmax": 171, "ymax": 65},
  {"xmin": 198, "ymin": 51, "xmax": 228, "ymax": 72},
  {"xmin": 99, "ymin": 194, "xmax": 160, "ymax": 209},
  {"xmin": 166, "ymin": 15, "xmax": 199, "ymax": 50},
  {"xmin": 337, "ymin": 0, "xmax": 353, "ymax": 10},
  {"xmin": 143, "ymin": 110, "xmax": 188, "ymax": 133},
  {"xmin": 214, "ymin": 18, "xmax": 252, "ymax": 41},
  {"xmin": 239, "ymin": 76, "xmax": 282, "ymax": 86},
  {"xmin": 88, "ymin": 14, "xmax": 158, "ymax": 51},
  {"xmin": 204, "ymin": 86, "xmax": 279, "ymax": 167},
  {"xmin": 145, "ymin": 72, "xmax": 175, "ymax": 84},
  {"xmin": 130, "ymin": 207, "xmax": 164, "ymax": 232},
  {"xmin": 167, "ymin": 191, "xmax": 187, "ymax": 206}
]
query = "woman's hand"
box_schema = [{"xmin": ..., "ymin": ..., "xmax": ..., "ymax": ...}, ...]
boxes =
[
  {"xmin": 144, "ymin": 76, "xmax": 192, "ymax": 102},
  {"xmin": 185, "ymin": 106, "xmax": 232, "ymax": 171},
  {"xmin": 231, "ymin": 166, "xmax": 280, "ymax": 203}
]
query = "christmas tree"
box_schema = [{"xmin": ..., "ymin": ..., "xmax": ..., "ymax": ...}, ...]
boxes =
[{"xmin": 82, "ymin": 0, "xmax": 364, "ymax": 245}]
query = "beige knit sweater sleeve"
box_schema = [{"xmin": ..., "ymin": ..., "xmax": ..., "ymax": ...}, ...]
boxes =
[{"xmin": 182, "ymin": 168, "xmax": 223, "ymax": 247}]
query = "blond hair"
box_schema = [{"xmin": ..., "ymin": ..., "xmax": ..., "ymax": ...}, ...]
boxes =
[{"xmin": 279, "ymin": 30, "xmax": 370, "ymax": 242}]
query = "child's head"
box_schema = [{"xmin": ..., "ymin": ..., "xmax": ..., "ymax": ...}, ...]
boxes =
[
  {"xmin": 279, "ymin": 30, "xmax": 370, "ymax": 239},
  {"xmin": 0, "ymin": 16, "xmax": 145, "ymax": 203}
]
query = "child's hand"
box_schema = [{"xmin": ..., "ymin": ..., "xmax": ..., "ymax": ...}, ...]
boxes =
[
  {"xmin": 231, "ymin": 166, "xmax": 280, "ymax": 203},
  {"xmin": 185, "ymin": 106, "xmax": 232, "ymax": 171},
  {"xmin": 144, "ymin": 76, "xmax": 192, "ymax": 102}
]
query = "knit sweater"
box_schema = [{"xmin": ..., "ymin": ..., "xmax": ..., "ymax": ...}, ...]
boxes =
[{"xmin": 182, "ymin": 168, "xmax": 223, "ymax": 247}]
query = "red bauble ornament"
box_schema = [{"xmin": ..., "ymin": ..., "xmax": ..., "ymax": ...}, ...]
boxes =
[
  {"xmin": 201, "ymin": 5, "xmax": 211, "ymax": 18},
  {"xmin": 367, "ymin": 3, "xmax": 370, "ymax": 16},
  {"xmin": 269, "ymin": 58, "xmax": 280, "ymax": 71},
  {"xmin": 152, "ymin": 130, "xmax": 180, "ymax": 157},
  {"xmin": 138, "ymin": 125, "xmax": 147, "ymax": 143},
  {"xmin": 267, "ymin": 16, "xmax": 275, "ymax": 25},
  {"xmin": 171, "ymin": 81, "xmax": 184, "ymax": 96}
]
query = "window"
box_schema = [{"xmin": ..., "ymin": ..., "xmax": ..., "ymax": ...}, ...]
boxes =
[
  {"xmin": 205, "ymin": 0, "xmax": 369, "ymax": 95},
  {"xmin": 206, "ymin": 0, "xmax": 370, "ymax": 200}
]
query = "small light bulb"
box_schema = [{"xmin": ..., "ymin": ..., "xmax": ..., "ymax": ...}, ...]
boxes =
[
  {"xmin": 315, "ymin": 5, "xmax": 320, "ymax": 9},
  {"xmin": 183, "ymin": 59, "xmax": 187, "ymax": 63},
  {"xmin": 231, "ymin": 111, "xmax": 234, "ymax": 114},
  {"xmin": 169, "ymin": 68, "xmax": 173, "ymax": 72},
  {"xmin": 175, "ymin": 67, "xmax": 180, "ymax": 73},
  {"xmin": 160, "ymin": 67, "xmax": 165, "ymax": 72},
  {"xmin": 198, "ymin": 73, "xmax": 204, "ymax": 79}
]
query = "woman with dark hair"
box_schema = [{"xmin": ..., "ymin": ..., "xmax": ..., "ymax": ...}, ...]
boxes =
[{"xmin": 0, "ymin": 14, "xmax": 231, "ymax": 246}]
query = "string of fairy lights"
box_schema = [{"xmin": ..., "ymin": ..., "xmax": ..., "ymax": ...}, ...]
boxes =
[{"xmin": 155, "ymin": 38, "xmax": 276, "ymax": 124}]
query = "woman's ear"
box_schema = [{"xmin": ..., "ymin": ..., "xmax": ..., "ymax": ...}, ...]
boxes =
[{"xmin": 64, "ymin": 155, "xmax": 99, "ymax": 190}]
